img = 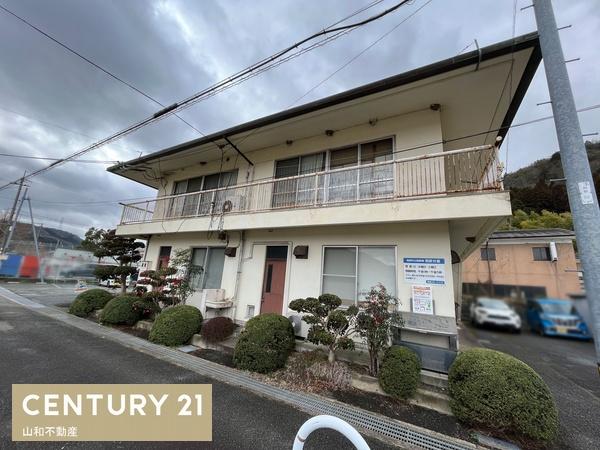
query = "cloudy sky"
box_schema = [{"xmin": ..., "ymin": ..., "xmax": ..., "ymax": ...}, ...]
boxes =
[{"xmin": 0, "ymin": 0, "xmax": 598, "ymax": 238}]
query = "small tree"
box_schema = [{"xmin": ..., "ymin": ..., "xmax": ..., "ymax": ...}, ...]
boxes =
[
  {"xmin": 137, "ymin": 248, "xmax": 200, "ymax": 306},
  {"xmin": 78, "ymin": 227, "xmax": 106, "ymax": 253},
  {"xmin": 355, "ymin": 284, "xmax": 403, "ymax": 376},
  {"xmin": 289, "ymin": 294, "xmax": 358, "ymax": 363},
  {"xmin": 93, "ymin": 229, "xmax": 144, "ymax": 294}
]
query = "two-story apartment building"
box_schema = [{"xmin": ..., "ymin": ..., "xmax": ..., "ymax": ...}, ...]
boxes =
[{"xmin": 109, "ymin": 33, "xmax": 541, "ymax": 353}]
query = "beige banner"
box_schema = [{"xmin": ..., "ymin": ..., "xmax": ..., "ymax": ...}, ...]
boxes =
[{"xmin": 12, "ymin": 384, "xmax": 212, "ymax": 441}]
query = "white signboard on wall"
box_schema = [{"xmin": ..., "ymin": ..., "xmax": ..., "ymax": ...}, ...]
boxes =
[
  {"xmin": 403, "ymin": 257, "xmax": 446, "ymax": 285},
  {"xmin": 411, "ymin": 285, "xmax": 434, "ymax": 315}
]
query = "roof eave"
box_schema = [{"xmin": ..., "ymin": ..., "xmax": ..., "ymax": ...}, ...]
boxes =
[{"xmin": 108, "ymin": 31, "xmax": 540, "ymax": 176}]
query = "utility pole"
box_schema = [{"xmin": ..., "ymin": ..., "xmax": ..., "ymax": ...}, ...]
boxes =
[
  {"xmin": 534, "ymin": 0, "xmax": 600, "ymax": 374},
  {"xmin": 0, "ymin": 173, "xmax": 26, "ymax": 253},
  {"xmin": 26, "ymin": 194, "xmax": 44, "ymax": 283},
  {"xmin": 3, "ymin": 187, "xmax": 27, "ymax": 254}
]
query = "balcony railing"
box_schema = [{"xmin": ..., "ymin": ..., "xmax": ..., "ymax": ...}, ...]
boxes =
[{"xmin": 119, "ymin": 144, "xmax": 502, "ymax": 225}]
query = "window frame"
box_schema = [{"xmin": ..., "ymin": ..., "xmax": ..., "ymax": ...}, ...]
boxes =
[
  {"xmin": 320, "ymin": 244, "xmax": 398, "ymax": 307},
  {"xmin": 171, "ymin": 169, "xmax": 239, "ymax": 195},
  {"xmin": 532, "ymin": 246, "xmax": 551, "ymax": 261},
  {"xmin": 480, "ymin": 247, "xmax": 496, "ymax": 261},
  {"xmin": 273, "ymin": 135, "xmax": 396, "ymax": 178},
  {"xmin": 189, "ymin": 246, "xmax": 227, "ymax": 290}
]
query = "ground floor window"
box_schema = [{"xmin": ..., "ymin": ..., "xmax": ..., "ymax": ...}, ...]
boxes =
[
  {"xmin": 322, "ymin": 246, "xmax": 396, "ymax": 306},
  {"xmin": 190, "ymin": 247, "xmax": 226, "ymax": 289}
]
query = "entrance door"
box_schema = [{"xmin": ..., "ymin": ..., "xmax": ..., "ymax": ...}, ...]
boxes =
[{"xmin": 261, "ymin": 246, "xmax": 288, "ymax": 314}]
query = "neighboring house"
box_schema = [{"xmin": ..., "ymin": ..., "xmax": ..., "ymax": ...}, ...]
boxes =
[
  {"xmin": 108, "ymin": 33, "xmax": 541, "ymax": 357},
  {"xmin": 462, "ymin": 228, "xmax": 582, "ymax": 315}
]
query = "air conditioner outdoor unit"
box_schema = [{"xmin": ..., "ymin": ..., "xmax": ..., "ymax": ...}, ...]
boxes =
[{"xmin": 222, "ymin": 194, "xmax": 246, "ymax": 213}]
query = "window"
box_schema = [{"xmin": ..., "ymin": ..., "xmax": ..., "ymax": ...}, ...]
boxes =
[
  {"xmin": 480, "ymin": 247, "xmax": 496, "ymax": 261},
  {"xmin": 273, "ymin": 137, "xmax": 394, "ymax": 207},
  {"xmin": 157, "ymin": 246, "xmax": 172, "ymax": 270},
  {"xmin": 273, "ymin": 153, "xmax": 325, "ymax": 207},
  {"xmin": 532, "ymin": 247, "xmax": 551, "ymax": 261},
  {"xmin": 190, "ymin": 247, "xmax": 226, "ymax": 289},
  {"xmin": 170, "ymin": 170, "xmax": 238, "ymax": 217},
  {"xmin": 322, "ymin": 246, "xmax": 396, "ymax": 306}
]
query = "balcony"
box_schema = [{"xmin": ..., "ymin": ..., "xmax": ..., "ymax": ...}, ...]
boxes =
[{"xmin": 118, "ymin": 144, "xmax": 507, "ymax": 233}]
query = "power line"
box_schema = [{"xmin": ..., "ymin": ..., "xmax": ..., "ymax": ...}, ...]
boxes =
[
  {"xmin": 0, "ymin": 0, "xmax": 413, "ymax": 192},
  {"xmin": 0, "ymin": 152, "xmax": 118, "ymax": 164},
  {"xmin": 5, "ymin": 100, "xmax": 596, "ymax": 208},
  {"xmin": 0, "ymin": 2, "xmax": 206, "ymax": 138},
  {"xmin": 139, "ymin": 0, "xmax": 433, "ymax": 167},
  {"xmin": 0, "ymin": 105, "xmax": 140, "ymax": 156}
]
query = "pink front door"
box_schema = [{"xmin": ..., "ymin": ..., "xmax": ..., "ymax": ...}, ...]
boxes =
[{"xmin": 261, "ymin": 257, "xmax": 287, "ymax": 314}]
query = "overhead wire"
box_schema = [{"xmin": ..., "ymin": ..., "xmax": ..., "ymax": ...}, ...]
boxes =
[
  {"xmin": 0, "ymin": 0, "xmax": 413, "ymax": 192},
  {"xmin": 0, "ymin": 3, "xmax": 207, "ymax": 139}
]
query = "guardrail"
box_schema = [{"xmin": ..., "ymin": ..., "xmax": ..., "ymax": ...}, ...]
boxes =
[{"xmin": 119, "ymin": 144, "xmax": 501, "ymax": 225}]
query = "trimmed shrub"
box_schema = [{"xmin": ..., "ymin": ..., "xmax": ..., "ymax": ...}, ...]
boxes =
[
  {"xmin": 378, "ymin": 346, "xmax": 421, "ymax": 399},
  {"xmin": 233, "ymin": 314, "xmax": 295, "ymax": 373},
  {"xmin": 448, "ymin": 348, "xmax": 558, "ymax": 444},
  {"xmin": 68, "ymin": 288, "xmax": 114, "ymax": 317},
  {"xmin": 149, "ymin": 305, "xmax": 203, "ymax": 346},
  {"xmin": 132, "ymin": 298, "xmax": 161, "ymax": 320},
  {"xmin": 202, "ymin": 316, "xmax": 236, "ymax": 343},
  {"xmin": 100, "ymin": 295, "xmax": 142, "ymax": 325}
]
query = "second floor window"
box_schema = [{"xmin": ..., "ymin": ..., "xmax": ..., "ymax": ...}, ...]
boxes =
[
  {"xmin": 169, "ymin": 170, "xmax": 238, "ymax": 217},
  {"xmin": 480, "ymin": 247, "xmax": 496, "ymax": 261},
  {"xmin": 532, "ymin": 247, "xmax": 551, "ymax": 261},
  {"xmin": 273, "ymin": 138, "xmax": 393, "ymax": 208}
]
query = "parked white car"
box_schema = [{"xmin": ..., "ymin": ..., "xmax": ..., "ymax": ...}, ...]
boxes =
[{"xmin": 470, "ymin": 297, "xmax": 521, "ymax": 332}]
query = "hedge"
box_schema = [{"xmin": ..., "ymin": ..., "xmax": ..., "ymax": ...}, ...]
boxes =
[
  {"xmin": 378, "ymin": 346, "xmax": 421, "ymax": 399},
  {"xmin": 202, "ymin": 316, "xmax": 236, "ymax": 343},
  {"xmin": 448, "ymin": 348, "xmax": 558, "ymax": 444},
  {"xmin": 99, "ymin": 295, "xmax": 142, "ymax": 325},
  {"xmin": 149, "ymin": 305, "xmax": 203, "ymax": 346},
  {"xmin": 233, "ymin": 314, "xmax": 295, "ymax": 373},
  {"xmin": 68, "ymin": 289, "xmax": 113, "ymax": 317}
]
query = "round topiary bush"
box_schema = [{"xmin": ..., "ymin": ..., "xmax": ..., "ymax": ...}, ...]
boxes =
[
  {"xmin": 448, "ymin": 348, "xmax": 558, "ymax": 444},
  {"xmin": 100, "ymin": 295, "xmax": 142, "ymax": 325},
  {"xmin": 202, "ymin": 316, "xmax": 236, "ymax": 343},
  {"xmin": 149, "ymin": 305, "xmax": 203, "ymax": 346},
  {"xmin": 233, "ymin": 313, "xmax": 295, "ymax": 373},
  {"xmin": 378, "ymin": 346, "xmax": 421, "ymax": 399},
  {"xmin": 68, "ymin": 289, "xmax": 114, "ymax": 317}
]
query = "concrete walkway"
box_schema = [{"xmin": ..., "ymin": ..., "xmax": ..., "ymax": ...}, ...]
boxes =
[{"xmin": 0, "ymin": 286, "xmax": 475, "ymax": 450}]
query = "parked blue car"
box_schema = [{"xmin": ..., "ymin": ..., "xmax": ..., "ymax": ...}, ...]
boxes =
[{"xmin": 527, "ymin": 298, "xmax": 592, "ymax": 340}]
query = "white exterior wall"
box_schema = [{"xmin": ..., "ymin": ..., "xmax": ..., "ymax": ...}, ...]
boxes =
[
  {"xmin": 158, "ymin": 109, "xmax": 443, "ymax": 197},
  {"xmin": 143, "ymin": 221, "xmax": 455, "ymax": 341}
]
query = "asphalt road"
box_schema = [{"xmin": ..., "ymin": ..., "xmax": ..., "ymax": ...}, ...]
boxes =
[
  {"xmin": 0, "ymin": 296, "xmax": 398, "ymax": 450},
  {"xmin": 462, "ymin": 323, "xmax": 600, "ymax": 450},
  {"xmin": 0, "ymin": 281, "xmax": 108, "ymax": 307}
]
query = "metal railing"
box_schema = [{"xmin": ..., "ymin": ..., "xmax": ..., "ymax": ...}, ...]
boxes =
[{"xmin": 119, "ymin": 144, "xmax": 501, "ymax": 225}]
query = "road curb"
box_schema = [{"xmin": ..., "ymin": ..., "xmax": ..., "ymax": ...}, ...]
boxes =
[{"xmin": 0, "ymin": 286, "xmax": 476, "ymax": 450}]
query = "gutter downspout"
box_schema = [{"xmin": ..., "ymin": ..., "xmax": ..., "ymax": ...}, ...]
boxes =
[
  {"xmin": 485, "ymin": 239, "xmax": 493, "ymax": 296},
  {"xmin": 230, "ymin": 230, "xmax": 245, "ymax": 322}
]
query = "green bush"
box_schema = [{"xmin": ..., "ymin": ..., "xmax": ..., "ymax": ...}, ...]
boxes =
[
  {"xmin": 202, "ymin": 316, "xmax": 236, "ymax": 343},
  {"xmin": 149, "ymin": 305, "xmax": 203, "ymax": 346},
  {"xmin": 378, "ymin": 346, "xmax": 421, "ymax": 399},
  {"xmin": 100, "ymin": 295, "xmax": 142, "ymax": 325},
  {"xmin": 448, "ymin": 348, "xmax": 558, "ymax": 444},
  {"xmin": 233, "ymin": 314, "xmax": 296, "ymax": 373},
  {"xmin": 68, "ymin": 288, "xmax": 113, "ymax": 317},
  {"xmin": 132, "ymin": 298, "xmax": 161, "ymax": 319}
]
